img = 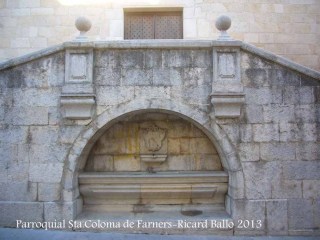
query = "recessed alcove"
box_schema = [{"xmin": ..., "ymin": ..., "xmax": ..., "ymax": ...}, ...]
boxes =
[{"xmin": 77, "ymin": 112, "xmax": 230, "ymax": 232}]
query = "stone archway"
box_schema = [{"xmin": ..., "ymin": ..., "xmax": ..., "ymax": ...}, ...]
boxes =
[
  {"xmin": 61, "ymin": 98, "xmax": 244, "ymax": 221},
  {"xmin": 80, "ymin": 111, "xmax": 228, "ymax": 214}
]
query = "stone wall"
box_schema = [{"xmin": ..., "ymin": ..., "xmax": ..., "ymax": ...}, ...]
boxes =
[
  {"xmin": 1, "ymin": 0, "xmax": 320, "ymax": 71},
  {"xmin": 0, "ymin": 40, "xmax": 319, "ymax": 235}
]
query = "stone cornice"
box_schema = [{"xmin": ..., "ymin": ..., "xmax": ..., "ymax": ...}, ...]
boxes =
[{"xmin": 0, "ymin": 40, "xmax": 319, "ymax": 80}]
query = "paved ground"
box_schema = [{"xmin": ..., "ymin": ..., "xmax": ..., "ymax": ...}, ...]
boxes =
[{"xmin": 0, "ymin": 228, "xmax": 319, "ymax": 240}]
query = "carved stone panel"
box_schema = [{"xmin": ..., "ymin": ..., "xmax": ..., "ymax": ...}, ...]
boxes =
[
  {"xmin": 218, "ymin": 53, "xmax": 236, "ymax": 78},
  {"xmin": 140, "ymin": 123, "xmax": 167, "ymax": 154},
  {"xmin": 70, "ymin": 53, "xmax": 87, "ymax": 80},
  {"xmin": 65, "ymin": 48, "xmax": 93, "ymax": 84},
  {"xmin": 212, "ymin": 48, "xmax": 241, "ymax": 84},
  {"xmin": 139, "ymin": 123, "xmax": 167, "ymax": 162}
]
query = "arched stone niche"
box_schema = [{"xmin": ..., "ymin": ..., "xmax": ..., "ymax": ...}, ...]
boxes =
[
  {"xmin": 80, "ymin": 112, "xmax": 228, "ymax": 212},
  {"xmin": 61, "ymin": 98, "xmax": 244, "ymax": 220}
]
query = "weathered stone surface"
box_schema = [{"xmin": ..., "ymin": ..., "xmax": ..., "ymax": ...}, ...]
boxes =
[
  {"xmin": 238, "ymin": 143, "xmax": 259, "ymax": 162},
  {"xmin": 299, "ymin": 87, "xmax": 315, "ymax": 104},
  {"xmin": 163, "ymin": 50, "xmax": 192, "ymax": 68},
  {"xmin": 272, "ymin": 180, "xmax": 302, "ymax": 199},
  {"xmin": 94, "ymin": 67, "xmax": 121, "ymax": 86},
  {"xmin": 58, "ymin": 126, "xmax": 83, "ymax": 144},
  {"xmin": 240, "ymin": 124, "xmax": 253, "ymax": 142},
  {"xmin": 295, "ymin": 105, "xmax": 316, "ymax": 123},
  {"xmin": 245, "ymin": 88, "xmax": 282, "ymax": 105},
  {"xmin": 296, "ymin": 142, "xmax": 320, "ymax": 161},
  {"xmin": 243, "ymin": 68, "xmax": 268, "ymax": 88},
  {"xmin": 232, "ymin": 199, "xmax": 266, "ymax": 234},
  {"xmin": 7, "ymin": 162, "xmax": 29, "ymax": 181},
  {"xmin": 12, "ymin": 88, "xmax": 60, "ymax": 107},
  {"xmin": 302, "ymin": 180, "xmax": 320, "ymax": 199},
  {"xmin": 44, "ymin": 201, "xmax": 78, "ymax": 223},
  {"xmin": 288, "ymin": 199, "xmax": 314, "ymax": 230},
  {"xmin": 122, "ymin": 68, "xmax": 152, "ymax": 86},
  {"xmin": 38, "ymin": 183, "xmax": 61, "ymax": 201},
  {"xmin": 282, "ymin": 86, "xmax": 299, "ymax": 105},
  {"xmin": 135, "ymin": 86, "xmax": 170, "ymax": 100},
  {"xmin": 279, "ymin": 122, "xmax": 299, "ymax": 142},
  {"xmin": 0, "ymin": 126, "xmax": 28, "ymax": 144},
  {"xmin": 268, "ymin": 69, "xmax": 300, "ymax": 86},
  {"xmin": 113, "ymin": 155, "xmax": 140, "ymax": 171},
  {"xmin": 245, "ymin": 105, "xmax": 263, "ymax": 123},
  {"xmin": 243, "ymin": 162, "xmax": 281, "ymax": 199},
  {"xmin": 253, "ymin": 124, "xmax": 279, "ymax": 142},
  {"xmin": 263, "ymin": 105, "xmax": 295, "ymax": 123},
  {"xmin": 96, "ymin": 86, "xmax": 134, "ymax": 106},
  {"xmin": 181, "ymin": 68, "xmax": 211, "ymax": 86},
  {"xmin": 29, "ymin": 163, "xmax": 64, "ymax": 183},
  {"xmin": 152, "ymin": 69, "xmax": 170, "ymax": 86},
  {"xmin": 0, "ymin": 182, "xmax": 37, "ymax": 201},
  {"xmin": 283, "ymin": 161, "xmax": 320, "ymax": 180},
  {"xmin": 0, "ymin": 202, "xmax": 43, "ymax": 227},
  {"xmin": 5, "ymin": 107, "xmax": 48, "ymax": 125},
  {"xmin": 29, "ymin": 144, "xmax": 68, "ymax": 163},
  {"xmin": 29, "ymin": 126, "xmax": 59, "ymax": 144},
  {"xmin": 266, "ymin": 200, "xmax": 288, "ymax": 235},
  {"xmin": 260, "ymin": 143, "xmax": 296, "ymax": 161}
]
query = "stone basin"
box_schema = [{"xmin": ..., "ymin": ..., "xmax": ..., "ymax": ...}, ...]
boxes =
[{"xmin": 79, "ymin": 171, "xmax": 228, "ymax": 208}]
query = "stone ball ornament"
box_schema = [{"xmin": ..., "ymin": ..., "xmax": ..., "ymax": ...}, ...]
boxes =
[
  {"xmin": 75, "ymin": 16, "xmax": 92, "ymax": 41},
  {"xmin": 215, "ymin": 15, "xmax": 232, "ymax": 41}
]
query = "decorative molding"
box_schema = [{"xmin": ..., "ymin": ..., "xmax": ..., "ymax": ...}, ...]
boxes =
[
  {"xmin": 61, "ymin": 95, "xmax": 95, "ymax": 120},
  {"xmin": 211, "ymin": 93, "xmax": 245, "ymax": 118}
]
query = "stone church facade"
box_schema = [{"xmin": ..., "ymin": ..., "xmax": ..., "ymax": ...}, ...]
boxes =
[{"xmin": 0, "ymin": 0, "xmax": 320, "ymax": 237}]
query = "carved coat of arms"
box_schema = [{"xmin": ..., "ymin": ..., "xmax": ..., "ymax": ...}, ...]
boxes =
[{"xmin": 141, "ymin": 124, "xmax": 166, "ymax": 153}]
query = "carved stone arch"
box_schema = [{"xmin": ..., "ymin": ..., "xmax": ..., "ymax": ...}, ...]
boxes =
[{"xmin": 61, "ymin": 98, "xmax": 244, "ymax": 217}]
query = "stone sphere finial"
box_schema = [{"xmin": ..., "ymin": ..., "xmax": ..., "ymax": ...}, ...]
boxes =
[
  {"xmin": 75, "ymin": 16, "xmax": 92, "ymax": 41},
  {"xmin": 215, "ymin": 15, "xmax": 232, "ymax": 41}
]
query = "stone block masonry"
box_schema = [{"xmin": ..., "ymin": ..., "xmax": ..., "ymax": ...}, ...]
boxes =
[{"xmin": 0, "ymin": 39, "xmax": 319, "ymax": 236}]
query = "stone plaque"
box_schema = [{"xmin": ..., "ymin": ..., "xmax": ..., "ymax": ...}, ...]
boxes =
[
  {"xmin": 70, "ymin": 53, "xmax": 87, "ymax": 80},
  {"xmin": 218, "ymin": 53, "xmax": 236, "ymax": 78},
  {"xmin": 65, "ymin": 48, "xmax": 93, "ymax": 84}
]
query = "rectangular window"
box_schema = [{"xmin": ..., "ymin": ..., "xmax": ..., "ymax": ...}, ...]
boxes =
[{"xmin": 124, "ymin": 11, "xmax": 183, "ymax": 39}]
